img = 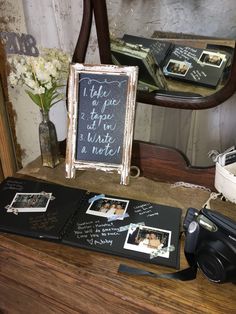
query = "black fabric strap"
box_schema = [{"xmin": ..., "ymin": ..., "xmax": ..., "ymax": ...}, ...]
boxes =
[{"xmin": 118, "ymin": 264, "xmax": 197, "ymax": 281}]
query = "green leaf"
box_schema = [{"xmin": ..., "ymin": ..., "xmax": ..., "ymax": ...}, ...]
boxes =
[
  {"xmin": 25, "ymin": 90, "xmax": 41, "ymax": 108},
  {"xmin": 51, "ymin": 96, "xmax": 63, "ymax": 106}
]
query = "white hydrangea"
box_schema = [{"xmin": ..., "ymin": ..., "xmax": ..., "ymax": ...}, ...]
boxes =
[
  {"xmin": 9, "ymin": 72, "xmax": 19, "ymax": 86},
  {"xmin": 24, "ymin": 77, "xmax": 39, "ymax": 90},
  {"xmin": 35, "ymin": 86, "xmax": 45, "ymax": 94},
  {"xmin": 8, "ymin": 48, "xmax": 71, "ymax": 112}
]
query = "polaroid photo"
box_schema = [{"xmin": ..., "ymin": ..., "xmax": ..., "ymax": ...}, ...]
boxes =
[
  {"xmin": 164, "ymin": 59, "xmax": 190, "ymax": 77},
  {"xmin": 123, "ymin": 224, "xmax": 172, "ymax": 258},
  {"xmin": 198, "ymin": 51, "xmax": 226, "ymax": 68},
  {"xmin": 86, "ymin": 196, "xmax": 129, "ymax": 218},
  {"xmin": 7, "ymin": 192, "xmax": 52, "ymax": 213}
]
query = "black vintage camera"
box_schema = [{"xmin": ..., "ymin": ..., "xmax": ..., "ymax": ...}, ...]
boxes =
[{"xmin": 183, "ymin": 207, "xmax": 236, "ymax": 283}]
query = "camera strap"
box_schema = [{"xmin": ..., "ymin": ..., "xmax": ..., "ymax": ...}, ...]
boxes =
[
  {"xmin": 118, "ymin": 243, "xmax": 198, "ymax": 281},
  {"xmin": 118, "ymin": 263, "xmax": 198, "ymax": 281}
]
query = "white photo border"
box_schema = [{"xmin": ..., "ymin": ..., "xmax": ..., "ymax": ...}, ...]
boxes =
[
  {"xmin": 123, "ymin": 224, "xmax": 172, "ymax": 259},
  {"xmin": 164, "ymin": 59, "xmax": 191, "ymax": 77},
  {"xmin": 7, "ymin": 192, "xmax": 51, "ymax": 213},
  {"xmin": 86, "ymin": 196, "xmax": 129, "ymax": 218},
  {"xmin": 198, "ymin": 50, "xmax": 226, "ymax": 68}
]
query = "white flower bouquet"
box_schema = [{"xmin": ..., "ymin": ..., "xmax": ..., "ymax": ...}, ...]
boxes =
[{"xmin": 8, "ymin": 48, "xmax": 71, "ymax": 113}]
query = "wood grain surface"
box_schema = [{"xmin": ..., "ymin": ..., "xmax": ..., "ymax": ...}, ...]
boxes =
[
  {"xmin": 132, "ymin": 141, "xmax": 215, "ymax": 190},
  {"xmin": 0, "ymin": 232, "xmax": 235, "ymax": 314}
]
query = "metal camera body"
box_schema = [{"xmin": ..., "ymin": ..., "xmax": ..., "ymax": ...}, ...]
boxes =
[{"xmin": 183, "ymin": 207, "xmax": 236, "ymax": 283}]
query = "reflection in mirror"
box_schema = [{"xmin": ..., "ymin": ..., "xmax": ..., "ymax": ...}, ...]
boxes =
[
  {"xmin": 111, "ymin": 32, "xmax": 234, "ymax": 99},
  {"xmin": 107, "ymin": 0, "xmax": 236, "ymax": 168}
]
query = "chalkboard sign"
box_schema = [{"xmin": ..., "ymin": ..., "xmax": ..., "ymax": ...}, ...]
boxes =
[{"xmin": 65, "ymin": 64, "xmax": 138, "ymax": 185}]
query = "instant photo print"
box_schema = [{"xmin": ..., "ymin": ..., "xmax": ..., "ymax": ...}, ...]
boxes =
[
  {"xmin": 86, "ymin": 196, "xmax": 129, "ymax": 219},
  {"xmin": 124, "ymin": 224, "xmax": 172, "ymax": 259},
  {"xmin": 165, "ymin": 59, "xmax": 190, "ymax": 77},
  {"xmin": 6, "ymin": 192, "xmax": 52, "ymax": 214},
  {"xmin": 0, "ymin": 177, "xmax": 182, "ymax": 268}
]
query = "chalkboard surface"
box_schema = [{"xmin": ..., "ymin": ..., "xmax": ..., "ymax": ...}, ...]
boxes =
[
  {"xmin": 76, "ymin": 73, "xmax": 128, "ymax": 164},
  {"xmin": 66, "ymin": 64, "xmax": 138, "ymax": 184}
]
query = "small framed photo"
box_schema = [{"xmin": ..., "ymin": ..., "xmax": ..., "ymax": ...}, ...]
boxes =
[
  {"xmin": 7, "ymin": 192, "xmax": 51, "ymax": 213},
  {"xmin": 86, "ymin": 196, "xmax": 129, "ymax": 218},
  {"xmin": 124, "ymin": 224, "xmax": 171, "ymax": 258},
  {"xmin": 165, "ymin": 59, "xmax": 190, "ymax": 76},
  {"xmin": 198, "ymin": 51, "xmax": 225, "ymax": 67}
]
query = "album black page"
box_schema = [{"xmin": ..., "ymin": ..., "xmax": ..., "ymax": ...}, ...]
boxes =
[
  {"xmin": 62, "ymin": 192, "xmax": 182, "ymax": 269},
  {"xmin": 0, "ymin": 177, "xmax": 182, "ymax": 268},
  {"xmin": 0, "ymin": 177, "xmax": 86, "ymax": 240},
  {"xmin": 162, "ymin": 45, "xmax": 231, "ymax": 88}
]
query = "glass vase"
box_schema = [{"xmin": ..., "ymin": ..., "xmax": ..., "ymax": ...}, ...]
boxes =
[{"xmin": 39, "ymin": 110, "xmax": 60, "ymax": 168}]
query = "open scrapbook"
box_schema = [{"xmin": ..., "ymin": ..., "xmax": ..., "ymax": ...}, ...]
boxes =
[
  {"xmin": 0, "ymin": 177, "xmax": 182, "ymax": 269},
  {"xmin": 116, "ymin": 34, "xmax": 232, "ymax": 89}
]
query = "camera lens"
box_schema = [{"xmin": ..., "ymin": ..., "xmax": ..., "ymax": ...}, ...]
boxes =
[
  {"xmin": 196, "ymin": 240, "xmax": 235, "ymax": 283},
  {"xmin": 197, "ymin": 252, "xmax": 225, "ymax": 282}
]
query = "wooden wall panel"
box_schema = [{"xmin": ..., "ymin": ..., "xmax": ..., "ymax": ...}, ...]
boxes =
[
  {"xmin": 0, "ymin": 161, "xmax": 4, "ymax": 182},
  {"xmin": 0, "ymin": 40, "xmax": 17, "ymax": 178}
]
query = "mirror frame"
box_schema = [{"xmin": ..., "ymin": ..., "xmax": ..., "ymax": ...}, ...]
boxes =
[{"xmin": 73, "ymin": 0, "xmax": 236, "ymax": 110}]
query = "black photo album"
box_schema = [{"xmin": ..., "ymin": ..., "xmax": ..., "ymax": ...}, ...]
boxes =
[
  {"xmin": 0, "ymin": 177, "xmax": 182, "ymax": 269},
  {"xmin": 120, "ymin": 34, "xmax": 232, "ymax": 89},
  {"xmin": 122, "ymin": 34, "xmax": 173, "ymax": 67}
]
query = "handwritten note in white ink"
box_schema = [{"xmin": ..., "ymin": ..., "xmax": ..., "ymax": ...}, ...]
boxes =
[
  {"xmin": 74, "ymin": 220, "xmax": 121, "ymax": 247},
  {"xmin": 133, "ymin": 203, "xmax": 159, "ymax": 217}
]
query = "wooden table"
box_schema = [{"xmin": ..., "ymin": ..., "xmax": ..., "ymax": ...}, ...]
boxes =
[{"xmin": 0, "ymin": 157, "xmax": 235, "ymax": 314}]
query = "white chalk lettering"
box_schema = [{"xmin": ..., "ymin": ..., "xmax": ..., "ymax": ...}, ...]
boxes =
[
  {"xmin": 89, "ymin": 84, "xmax": 111, "ymax": 99},
  {"xmin": 87, "ymin": 132, "xmax": 115, "ymax": 144},
  {"xmin": 92, "ymin": 144, "xmax": 120, "ymax": 156},
  {"xmin": 101, "ymin": 98, "xmax": 120, "ymax": 113},
  {"xmin": 103, "ymin": 122, "xmax": 117, "ymax": 131},
  {"xmin": 94, "ymin": 239, "xmax": 113, "ymax": 246},
  {"xmin": 90, "ymin": 108, "xmax": 114, "ymax": 127}
]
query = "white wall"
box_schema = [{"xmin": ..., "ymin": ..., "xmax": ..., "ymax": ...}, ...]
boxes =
[{"xmin": 1, "ymin": 0, "xmax": 236, "ymax": 166}]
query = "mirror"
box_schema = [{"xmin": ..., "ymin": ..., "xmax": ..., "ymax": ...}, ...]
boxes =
[
  {"xmin": 74, "ymin": 0, "xmax": 236, "ymax": 170},
  {"xmin": 105, "ymin": 1, "xmax": 236, "ymax": 168},
  {"xmin": 107, "ymin": 1, "xmax": 236, "ymax": 108}
]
